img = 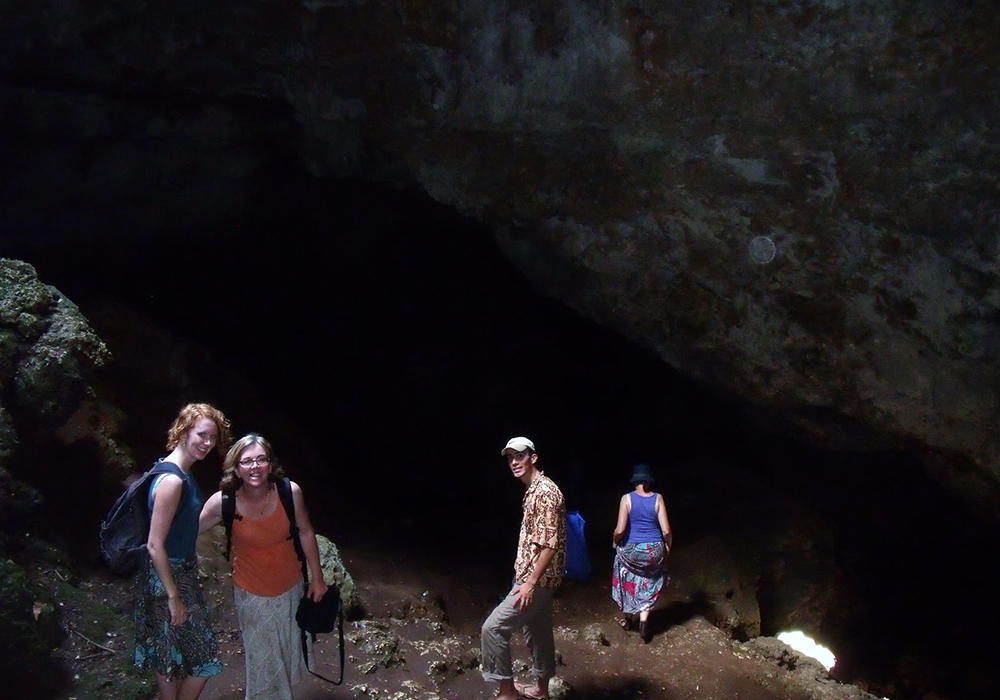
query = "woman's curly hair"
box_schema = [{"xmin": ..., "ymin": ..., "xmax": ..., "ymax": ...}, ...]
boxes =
[{"xmin": 165, "ymin": 403, "xmax": 232, "ymax": 455}]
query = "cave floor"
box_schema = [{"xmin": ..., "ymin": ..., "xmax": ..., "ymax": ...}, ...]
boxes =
[
  {"xmin": 196, "ymin": 536, "xmax": 862, "ymax": 700},
  {"xmin": 54, "ymin": 531, "xmax": 869, "ymax": 700}
]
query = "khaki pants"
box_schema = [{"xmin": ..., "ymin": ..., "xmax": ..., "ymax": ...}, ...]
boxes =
[{"xmin": 480, "ymin": 584, "xmax": 556, "ymax": 682}]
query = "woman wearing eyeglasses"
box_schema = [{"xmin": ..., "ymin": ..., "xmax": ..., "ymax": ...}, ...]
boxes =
[{"xmin": 200, "ymin": 433, "xmax": 328, "ymax": 700}]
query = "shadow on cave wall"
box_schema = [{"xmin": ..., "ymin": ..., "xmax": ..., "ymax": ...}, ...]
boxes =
[{"xmin": 7, "ymin": 154, "xmax": 1000, "ymax": 699}]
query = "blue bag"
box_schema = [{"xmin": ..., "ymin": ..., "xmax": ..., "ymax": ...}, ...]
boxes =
[{"xmin": 564, "ymin": 510, "xmax": 591, "ymax": 580}]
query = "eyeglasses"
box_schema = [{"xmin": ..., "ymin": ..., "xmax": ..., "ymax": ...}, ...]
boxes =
[{"xmin": 239, "ymin": 455, "xmax": 272, "ymax": 468}]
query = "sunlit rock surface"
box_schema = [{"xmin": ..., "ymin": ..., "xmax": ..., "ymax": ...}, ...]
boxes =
[
  {"xmin": 0, "ymin": 259, "xmax": 130, "ymax": 477},
  {"xmin": 1, "ymin": 1, "xmax": 997, "ymax": 511}
]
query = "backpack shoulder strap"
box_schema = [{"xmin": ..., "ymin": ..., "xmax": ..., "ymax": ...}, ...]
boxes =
[
  {"xmin": 275, "ymin": 477, "xmax": 308, "ymax": 580},
  {"xmin": 221, "ymin": 490, "xmax": 236, "ymax": 561},
  {"xmin": 151, "ymin": 459, "xmax": 183, "ymax": 477},
  {"xmin": 147, "ymin": 460, "xmax": 188, "ymax": 503}
]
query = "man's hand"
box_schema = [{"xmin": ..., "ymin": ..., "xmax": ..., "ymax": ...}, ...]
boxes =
[{"xmin": 513, "ymin": 581, "xmax": 536, "ymax": 611}]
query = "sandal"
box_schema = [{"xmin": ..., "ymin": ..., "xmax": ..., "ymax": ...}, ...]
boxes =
[
  {"xmin": 639, "ymin": 620, "xmax": 652, "ymax": 643},
  {"xmin": 514, "ymin": 681, "xmax": 549, "ymax": 699}
]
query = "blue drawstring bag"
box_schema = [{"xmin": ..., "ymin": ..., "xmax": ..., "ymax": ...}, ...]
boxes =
[{"xmin": 565, "ymin": 510, "xmax": 591, "ymax": 580}]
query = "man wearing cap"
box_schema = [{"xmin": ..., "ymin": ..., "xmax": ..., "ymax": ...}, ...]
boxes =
[{"xmin": 481, "ymin": 437, "xmax": 567, "ymax": 700}]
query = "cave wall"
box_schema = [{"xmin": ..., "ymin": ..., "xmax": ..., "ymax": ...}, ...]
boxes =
[{"xmin": 0, "ymin": 1, "xmax": 997, "ymax": 513}]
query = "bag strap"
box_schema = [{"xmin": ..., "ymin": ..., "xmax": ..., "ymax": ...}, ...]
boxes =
[
  {"xmin": 222, "ymin": 477, "xmax": 303, "ymax": 565},
  {"xmin": 300, "ymin": 608, "xmax": 345, "ymax": 685},
  {"xmin": 276, "ymin": 477, "xmax": 345, "ymax": 685},
  {"xmin": 274, "ymin": 477, "xmax": 308, "ymax": 580},
  {"xmin": 221, "ymin": 490, "xmax": 235, "ymax": 561},
  {"xmin": 148, "ymin": 460, "xmax": 188, "ymax": 515},
  {"xmin": 150, "ymin": 460, "xmax": 186, "ymax": 489}
]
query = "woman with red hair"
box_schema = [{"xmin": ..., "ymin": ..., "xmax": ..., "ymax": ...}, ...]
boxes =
[{"xmin": 134, "ymin": 403, "xmax": 231, "ymax": 700}]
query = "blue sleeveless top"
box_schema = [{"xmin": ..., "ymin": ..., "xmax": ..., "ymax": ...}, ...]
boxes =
[
  {"xmin": 147, "ymin": 461, "xmax": 203, "ymax": 559},
  {"xmin": 626, "ymin": 492, "xmax": 661, "ymax": 544}
]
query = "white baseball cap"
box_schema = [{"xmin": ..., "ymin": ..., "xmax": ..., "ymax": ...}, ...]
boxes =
[{"xmin": 501, "ymin": 436, "xmax": 536, "ymax": 455}]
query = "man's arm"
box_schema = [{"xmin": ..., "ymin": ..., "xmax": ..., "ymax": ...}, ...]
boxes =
[{"xmin": 512, "ymin": 545, "xmax": 556, "ymax": 611}]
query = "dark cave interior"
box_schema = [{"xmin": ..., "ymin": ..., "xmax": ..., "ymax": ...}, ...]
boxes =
[{"xmin": 7, "ymin": 154, "xmax": 1000, "ymax": 699}]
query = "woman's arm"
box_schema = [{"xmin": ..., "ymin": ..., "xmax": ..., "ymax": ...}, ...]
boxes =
[
  {"xmin": 290, "ymin": 481, "xmax": 328, "ymax": 601},
  {"xmin": 146, "ymin": 474, "xmax": 188, "ymax": 625},
  {"xmin": 656, "ymin": 493, "xmax": 672, "ymax": 552},
  {"xmin": 612, "ymin": 494, "xmax": 630, "ymax": 547},
  {"xmin": 198, "ymin": 491, "xmax": 223, "ymax": 535}
]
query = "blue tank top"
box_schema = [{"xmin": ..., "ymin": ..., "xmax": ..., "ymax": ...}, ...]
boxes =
[
  {"xmin": 626, "ymin": 492, "xmax": 661, "ymax": 544},
  {"xmin": 147, "ymin": 462, "xmax": 203, "ymax": 559}
]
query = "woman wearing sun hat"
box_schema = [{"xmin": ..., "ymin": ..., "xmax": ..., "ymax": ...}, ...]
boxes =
[{"xmin": 611, "ymin": 463, "xmax": 672, "ymax": 642}]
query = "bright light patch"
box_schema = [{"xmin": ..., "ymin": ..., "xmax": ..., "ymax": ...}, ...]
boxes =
[{"xmin": 777, "ymin": 630, "xmax": 836, "ymax": 671}]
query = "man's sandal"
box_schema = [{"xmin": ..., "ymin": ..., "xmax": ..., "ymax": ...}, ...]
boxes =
[{"xmin": 514, "ymin": 681, "xmax": 549, "ymax": 700}]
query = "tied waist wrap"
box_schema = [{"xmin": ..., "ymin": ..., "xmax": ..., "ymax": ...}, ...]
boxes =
[{"xmin": 616, "ymin": 541, "xmax": 666, "ymax": 577}]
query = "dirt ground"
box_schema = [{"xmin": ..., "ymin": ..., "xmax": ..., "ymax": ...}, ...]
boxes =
[
  {"xmin": 51, "ymin": 526, "xmax": 876, "ymax": 700},
  {"xmin": 186, "ymin": 536, "xmax": 874, "ymax": 700}
]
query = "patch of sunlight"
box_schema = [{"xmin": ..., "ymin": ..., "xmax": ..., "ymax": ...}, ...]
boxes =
[{"xmin": 777, "ymin": 630, "xmax": 836, "ymax": 671}]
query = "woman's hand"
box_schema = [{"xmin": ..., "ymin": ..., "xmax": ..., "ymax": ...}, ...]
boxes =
[
  {"xmin": 307, "ymin": 578, "xmax": 329, "ymax": 602},
  {"xmin": 168, "ymin": 595, "xmax": 189, "ymax": 626}
]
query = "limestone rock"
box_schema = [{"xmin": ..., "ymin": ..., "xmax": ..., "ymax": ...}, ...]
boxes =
[
  {"xmin": 350, "ymin": 619, "xmax": 405, "ymax": 673},
  {"xmin": 390, "ymin": 591, "xmax": 447, "ymax": 623},
  {"xmin": 548, "ymin": 675, "xmax": 573, "ymax": 699},
  {"xmin": 0, "ymin": 3, "xmax": 998, "ymax": 513},
  {"xmin": 581, "ymin": 623, "xmax": 608, "ymax": 647},
  {"xmin": 0, "ymin": 259, "xmax": 109, "ymax": 424},
  {"xmin": 316, "ymin": 533, "xmax": 363, "ymax": 618}
]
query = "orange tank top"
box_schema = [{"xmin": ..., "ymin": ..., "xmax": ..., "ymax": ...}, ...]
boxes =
[{"xmin": 231, "ymin": 498, "xmax": 303, "ymax": 596}]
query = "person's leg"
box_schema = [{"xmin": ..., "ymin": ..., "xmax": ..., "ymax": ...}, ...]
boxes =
[
  {"xmin": 155, "ymin": 674, "xmax": 180, "ymax": 700},
  {"xmin": 482, "ymin": 589, "xmax": 531, "ymax": 700},
  {"xmin": 638, "ymin": 608, "xmax": 652, "ymax": 642},
  {"xmin": 520, "ymin": 587, "xmax": 556, "ymax": 698},
  {"xmin": 176, "ymin": 676, "xmax": 209, "ymax": 700}
]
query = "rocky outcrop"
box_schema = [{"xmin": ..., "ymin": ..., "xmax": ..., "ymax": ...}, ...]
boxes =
[
  {"xmin": 0, "ymin": 259, "xmax": 132, "ymax": 482},
  {"xmin": 1, "ymin": 2, "xmax": 997, "ymax": 512},
  {"xmin": 317, "ymin": 534, "xmax": 363, "ymax": 619},
  {"xmin": 0, "ymin": 259, "xmax": 134, "ymax": 695}
]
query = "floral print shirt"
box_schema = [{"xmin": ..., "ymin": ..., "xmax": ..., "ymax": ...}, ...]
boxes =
[{"xmin": 514, "ymin": 471, "xmax": 567, "ymax": 589}]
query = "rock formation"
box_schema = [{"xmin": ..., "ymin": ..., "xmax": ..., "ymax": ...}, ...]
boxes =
[
  {"xmin": 1, "ymin": 1, "xmax": 996, "ymax": 515},
  {"xmin": 0, "ymin": 259, "xmax": 132, "ymax": 695}
]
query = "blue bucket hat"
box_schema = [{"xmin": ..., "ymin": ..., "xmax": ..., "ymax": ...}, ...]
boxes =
[{"xmin": 629, "ymin": 464, "xmax": 655, "ymax": 484}]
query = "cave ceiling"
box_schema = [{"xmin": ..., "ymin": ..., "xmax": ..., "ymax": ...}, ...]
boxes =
[{"xmin": 1, "ymin": 1, "xmax": 998, "ymax": 513}]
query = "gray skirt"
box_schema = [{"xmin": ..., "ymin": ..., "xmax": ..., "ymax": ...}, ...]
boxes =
[{"xmin": 234, "ymin": 582, "xmax": 311, "ymax": 700}]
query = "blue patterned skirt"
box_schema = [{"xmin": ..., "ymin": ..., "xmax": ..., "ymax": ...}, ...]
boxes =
[
  {"xmin": 612, "ymin": 542, "xmax": 669, "ymax": 614},
  {"xmin": 133, "ymin": 556, "xmax": 222, "ymax": 680}
]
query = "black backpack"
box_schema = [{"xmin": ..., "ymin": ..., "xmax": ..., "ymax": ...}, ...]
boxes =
[
  {"xmin": 222, "ymin": 478, "xmax": 344, "ymax": 685},
  {"xmin": 99, "ymin": 460, "xmax": 186, "ymax": 575}
]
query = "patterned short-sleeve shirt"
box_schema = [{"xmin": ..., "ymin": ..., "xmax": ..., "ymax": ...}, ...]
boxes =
[{"xmin": 514, "ymin": 471, "xmax": 567, "ymax": 589}]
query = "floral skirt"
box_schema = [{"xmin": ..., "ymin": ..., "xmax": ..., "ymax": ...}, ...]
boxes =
[
  {"xmin": 133, "ymin": 556, "xmax": 222, "ymax": 680},
  {"xmin": 611, "ymin": 542, "xmax": 669, "ymax": 615}
]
